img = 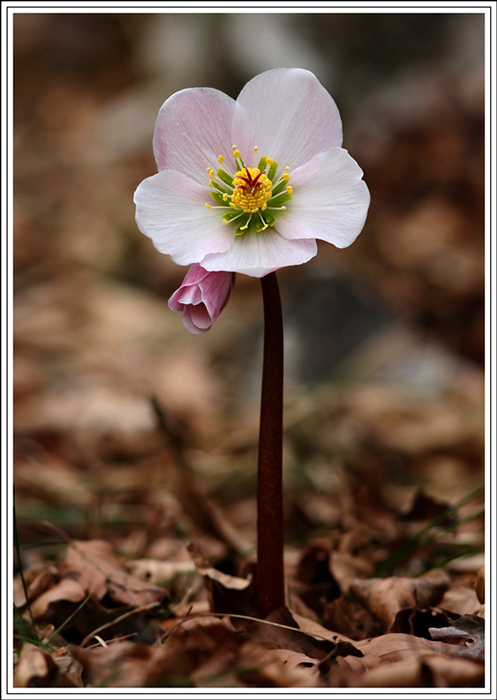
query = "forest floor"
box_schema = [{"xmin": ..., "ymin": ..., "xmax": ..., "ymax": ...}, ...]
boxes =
[{"xmin": 12, "ymin": 12, "xmax": 485, "ymax": 691}]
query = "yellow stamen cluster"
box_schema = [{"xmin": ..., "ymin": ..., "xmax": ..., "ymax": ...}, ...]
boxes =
[
  {"xmin": 231, "ymin": 168, "xmax": 272, "ymax": 213},
  {"xmin": 205, "ymin": 146, "xmax": 293, "ymax": 235}
]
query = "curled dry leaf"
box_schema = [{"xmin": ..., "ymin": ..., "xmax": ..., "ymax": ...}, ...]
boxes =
[
  {"xmin": 74, "ymin": 640, "xmax": 150, "ymax": 688},
  {"xmin": 291, "ymin": 611, "xmax": 359, "ymax": 647},
  {"xmin": 323, "ymin": 594, "xmax": 383, "ymax": 641},
  {"xmin": 429, "ymin": 614, "xmax": 484, "ymax": 662},
  {"xmin": 239, "ymin": 606, "xmax": 363, "ymax": 664},
  {"xmin": 439, "ymin": 584, "xmax": 481, "ymax": 617},
  {"xmin": 356, "ymin": 653, "xmax": 484, "ymax": 688},
  {"xmin": 14, "ymin": 643, "xmax": 58, "ymax": 688},
  {"xmin": 30, "ymin": 578, "xmax": 86, "ymax": 619},
  {"xmin": 77, "ymin": 616, "xmax": 297, "ymax": 688},
  {"xmin": 51, "ymin": 647, "xmax": 84, "ymax": 688},
  {"xmin": 169, "ymin": 616, "xmax": 243, "ymax": 685},
  {"xmin": 350, "ymin": 570, "xmax": 450, "ymax": 630},
  {"xmin": 25, "ymin": 539, "xmax": 167, "ymax": 645},
  {"xmin": 128, "ymin": 558, "xmax": 196, "ymax": 586},
  {"xmin": 267, "ymin": 648, "xmax": 318, "ymax": 669},
  {"xmin": 398, "ymin": 488, "xmax": 451, "ymax": 525},
  {"xmin": 336, "ymin": 632, "xmax": 463, "ymax": 675},
  {"xmin": 420, "ymin": 653, "xmax": 484, "ymax": 687},
  {"xmin": 294, "ymin": 542, "xmax": 341, "ymax": 612},
  {"xmin": 236, "ymin": 645, "xmax": 323, "ymax": 688},
  {"xmin": 14, "ymin": 642, "xmax": 80, "ymax": 688},
  {"xmin": 388, "ymin": 606, "xmax": 451, "ymax": 638},
  {"xmin": 330, "ymin": 551, "xmax": 375, "ymax": 594},
  {"xmin": 60, "ymin": 539, "xmax": 167, "ymax": 608},
  {"xmin": 14, "ymin": 564, "xmax": 58, "ymax": 608},
  {"xmin": 188, "ymin": 542, "xmax": 256, "ymax": 616}
]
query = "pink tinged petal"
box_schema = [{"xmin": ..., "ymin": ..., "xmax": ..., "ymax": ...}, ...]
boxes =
[
  {"xmin": 275, "ymin": 147, "xmax": 371, "ymax": 248},
  {"xmin": 177, "ymin": 262, "xmax": 211, "ymax": 286},
  {"xmin": 182, "ymin": 306, "xmax": 211, "ymax": 334},
  {"xmin": 231, "ymin": 68, "xmax": 343, "ymax": 171},
  {"xmin": 174, "ymin": 284, "xmax": 203, "ymax": 306},
  {"xmin": 189, "ymin": 304, "xmax": 213, "ymax": 330},
  {"xmin": 200, "ymin": 229, "xmax": 318, "ymax": 278},
  {"xmin": 134, "ymin": 170, "xmax": 234, "ymax": 266},
  {"xmin": 153, "ymin": 88, "xmax": 236, "ymax": 183},
  {"xmin": 168, "ymin": 265, "xmax": 235, "ymax": 335},
  {"xmin": 197, "ymin": 269, "xmax": 235, "ymax": 317}
]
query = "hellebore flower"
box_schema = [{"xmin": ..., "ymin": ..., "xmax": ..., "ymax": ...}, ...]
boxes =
[
  {"xmin": 168, "ymin": 264, "xmax": 235, "ymax": 334},
  {"xmin": 134, "ymin": 68, "xmax": 370, "ymax": 279}
]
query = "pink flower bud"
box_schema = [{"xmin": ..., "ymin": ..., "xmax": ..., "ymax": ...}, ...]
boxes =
[{"xmin": 168, "ymin": 264, "xmax": 235, "ymax": 334}]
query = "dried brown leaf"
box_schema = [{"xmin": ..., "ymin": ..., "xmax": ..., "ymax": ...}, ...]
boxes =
[
  {"xmin": 61, "ymin": 539, "xmax": 166, "ymax": 608},
  {"xmin": 239, "ymin": 606, "xmax": 362, "ymax": 665},
  {"xmin": 291, "ymin": 611, "xmax": 359, "ymax": 647},
  {"xmin": 398, "ymin": 488, "xmax": 451, "ymax": 523},
  {"xmin": 30, "ymin": 578, "xmax": 86, "ymax": 619},
  {"xmin": 388, "ymin": 606, "xmax": 450, "ymax": 637},
  {"xmin": 330, "ymin": 551, "xmax": 375, "ymax": 594},
  {"xmin": 337, "ymin": 632, "xmax": 458, "ymax": 675},
  {"xmin": 294, "ymin": 543, "xmax": 341, "ymax": 612},
  {"xmin": 128, "ymin": 558, "xmax": 196, "ymax": 586},
  {"xmin": 14, "ymin": 565, "xmax": 58, "ymax": 608},
  {"xmin": 357, "ymin": 653, "xmax": 484, "ymax": 688},
  {"xmin": 14, "ymin": 643, "xmax": 58, "ymax": 688},
  {"xmin": 429, "ymin": 614, "xmax": 484, "ymax": 662},
  {"xmin": 236, "ymin": 643, "xmax": 323, "ymax": 688},
  {"xmin": 188, "ymin": 543, "xmax": 256, "ymax": 616},
  {"xmin": 323, "ymin": 594, "xmax": 381, "ymax": 640},
  {"xmin": 77, "ymin": 617, "xmax": 244, "ymax": 687},
  {"xmin": 14, "ymin": 642, "xmax": 79, "ymax": 688},
  {"xmin": 422, "ymin": 653, "xmax": 484, "ymax": 687},
  {"xmin": 440, "ymin": 584, "xmax": 481, "ymax": 617},
  {"xmin": 350, "ymin": 571, "xmax": 449, "ymax": 629}
]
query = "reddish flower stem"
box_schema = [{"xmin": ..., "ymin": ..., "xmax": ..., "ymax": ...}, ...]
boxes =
[{"xmin": 257, "ymin": 271, "xmax": 285, "ymax": 618}]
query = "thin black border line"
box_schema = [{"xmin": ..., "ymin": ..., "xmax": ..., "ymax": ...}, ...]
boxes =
[
  {"xmin": 485, "ymin": 0, "xmax": 495, "ymax": 691},
  {"xmin": 4, "ymin": 2, "xmax": 12, "ymax": 697},
  {"xmin": 5, "ymin": 6, "xmax": 493, "ymax": 697},
  {"xmin": 4, "ymin": 3, "xmax": 493, "ymax": 699},
  {"xmin": 4, "ymin": 4, "xmax": 496, "ymax": 9}
]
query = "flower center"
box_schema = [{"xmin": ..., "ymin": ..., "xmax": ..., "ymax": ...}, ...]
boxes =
[
  {"xmin": 231, "ymin": 167, "xmax": 272, "ymax": 212},
  {"xmin": 205, "ymin": 146, "xmax": 293, "ymax": 235}
]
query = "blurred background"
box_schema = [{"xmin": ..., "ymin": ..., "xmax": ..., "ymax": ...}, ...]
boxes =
[{"xmin": 13, "ymin": 12, "xmax": 484, "ymax": 576}]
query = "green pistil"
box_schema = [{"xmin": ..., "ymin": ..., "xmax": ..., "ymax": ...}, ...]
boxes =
[
  {"xmin": 235, "ymin": 213, "xmax": 252, "ymax": 235},
  {"xmin": 258, "ymin": 156, "xmax": 268, "ymax": 171},
  {"xmin": 255, "ymin": 212, "xmax": 269, "ymax": 232},
  {"xmin": 217, "ymin": 169, "xmax": 234, "ymax": 187},
  {"xmin": 210, "ymin": 191, "xmax": 227, "ymax": 204},
  {"xmin": 267, "ymin": 160, "xmax": 278, "ymax": 181},
  {"xmin": 210, "ymin": 180, "xmax": 227, "ymax": 192},
  {"xmin": 223, "ymin": 210, "xmax": 244, "ymax": 224},
  {"xmin": 271, "ymin": 178, "xmax": 289, "ymax": 197},
  {"xmin": 267, "ymin": 192, "xmax": 292, "ymax": 208}
]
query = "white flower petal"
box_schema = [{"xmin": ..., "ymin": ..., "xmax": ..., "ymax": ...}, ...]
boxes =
[
  {"xmin": 134, "ymin": 170, "xmax": 234, "ymax": 265},
  {"xmin": 153, "ymin": 88, "xmax": 237, "ymax": 184},
  {"xmin": 275, "ymin": 147, "xmax": 370, "ymax": 248},
  {"xmin": 231, "ymin": 68, "xmax": 342, "ymax": 171},
  {"xmin": 200, "ymin": 229, "xmax": 317, "ymax": 278}
]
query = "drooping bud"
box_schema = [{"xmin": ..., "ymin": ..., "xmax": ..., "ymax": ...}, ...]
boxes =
[{"xmin": 168, "ymin": 264, "xmax": 235, "ymax": 334}]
